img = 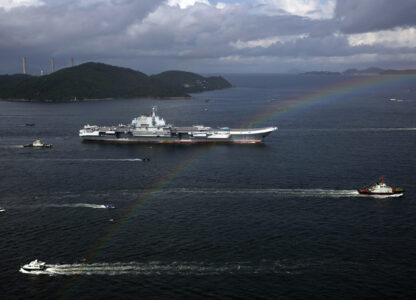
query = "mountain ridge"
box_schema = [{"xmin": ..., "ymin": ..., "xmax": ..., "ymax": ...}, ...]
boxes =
[
  {"xmin": 300, "ymin": 67, "xmax": 416, "ymax": 76},
  {"xmin": 0, "ymin": 62, "xmax": 232, "ymax": 102}
]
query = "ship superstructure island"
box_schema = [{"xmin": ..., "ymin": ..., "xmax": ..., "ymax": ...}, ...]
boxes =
[{"xmin": 79, "ymin": 107, "xmax": 277, "ymax": 144}]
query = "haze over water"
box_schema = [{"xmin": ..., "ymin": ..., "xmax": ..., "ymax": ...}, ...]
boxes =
[{"xmin": 1, "ymin": 74, "xmax": 415, "ymax": 299}]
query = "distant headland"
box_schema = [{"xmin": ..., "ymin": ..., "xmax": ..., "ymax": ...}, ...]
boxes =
[
  {"xmin": 0, "ymin": 62, "xmax": 232, "ymax": 102},
  {"xmin": 300, "ymin": 67, "xmax": 416, "ymax": 76}
]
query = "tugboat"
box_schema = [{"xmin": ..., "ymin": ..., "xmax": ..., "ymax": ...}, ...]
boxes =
[
  {"xmin": 20, "ymin": 259, "xmax": 47, "ymax": 272},
  {"xmin": 358, "ymin": 176, "xmax": 404, "ymax": 196},
  {"xmin": 23, "ymin": 139, "xmax": 52, "ymax": 148}
]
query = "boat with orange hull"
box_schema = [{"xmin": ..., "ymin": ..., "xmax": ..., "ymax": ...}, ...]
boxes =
[{"xmin": 358, "ymin": 176, "xmax": 404, "ymax": 196}]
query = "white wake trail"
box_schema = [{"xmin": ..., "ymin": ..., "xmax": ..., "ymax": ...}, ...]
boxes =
[
  {"xmin": 350, "ymin": 128, "xmax": 416, "ymax": 132},
  {"xmin": 46, "ymin": 203, "xmax": 107, "ymax": 209},
  {"xmin": 0, "ymin": 158, "xmax": 146, "ymax": 162},
  {"xmin": 76, "ymin": 158, "xmax": 145, "ymax": 162},
  {"xmin": 283, "ymin": 128, "xmax": 416, "ymax": 133},
  {"xmin": 25, "ymin": 261, "xmax": 297, "ymax": 276},
  {"xmin": 167, "ymin": 188, "xmax": 361, "ymax": 198},
  {"xmin": 0, "ymin": 145, "xmax": 24, "ymax": 148},
  {"xmin": 39, "ymin": 158, "xmax": 144, "ymax": 162},
  {"xmin": 169, "ymin": 188, "xmax": 404, "ymax": 198}
]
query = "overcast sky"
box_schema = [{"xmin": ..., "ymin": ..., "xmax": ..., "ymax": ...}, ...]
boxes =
[{"xmin": 1, "ymin": 0, "xmax": 415, "ymax": 74}]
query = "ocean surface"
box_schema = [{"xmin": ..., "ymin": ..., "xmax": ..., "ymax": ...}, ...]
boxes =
[{"xmin": 0, "ymin": 74, "xmax": 415, "ymax": 299}]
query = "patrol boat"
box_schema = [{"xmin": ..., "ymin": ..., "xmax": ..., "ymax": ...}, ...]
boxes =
[
  {"xmin": 79, "ymin": 107, "xmax": 277, "ymax": 144},
  {"xmin": 20, "ymin": 259, "xmax": 47, "ymax": 272}
]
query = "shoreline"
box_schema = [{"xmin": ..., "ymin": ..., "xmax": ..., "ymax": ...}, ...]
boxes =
[{"xmin": 0, "ymin": 95, "xmax": 195, "ymax": 103}]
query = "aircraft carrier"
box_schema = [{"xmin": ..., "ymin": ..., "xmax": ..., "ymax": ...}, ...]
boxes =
[{"xmin": 79, "ymin": 107, "xmax": 277, "ymax": 144}]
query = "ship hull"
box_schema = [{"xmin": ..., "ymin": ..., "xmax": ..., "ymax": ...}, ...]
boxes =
[
  {"xmin": 357, "ymin": 188, "xmax": 404, "ymax": 195},
  {"xmin": 80, "ymin": 133, "xmax": 268, "ymax": 144}
]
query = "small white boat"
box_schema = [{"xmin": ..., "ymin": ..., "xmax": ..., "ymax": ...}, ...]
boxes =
[
  {"xmin": 0, "ymin": 207, "xmax": 5, "ymax": 212},
  {"xmin": 20, "ymin": 259, "xmax": 47, "ymax": 272},
  {"xmin": 24, "ymin": 139, "xmax": 52, "ymax": 148}
]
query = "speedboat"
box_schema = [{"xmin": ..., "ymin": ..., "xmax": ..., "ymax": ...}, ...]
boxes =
[
  {"xmin": 104, "ymin": 204, "xmax": 115, "ymax": 209},
  {"xmin": 20, "ymin": 259, "xmax": 47, "ymax": 272},
  {"xmin": 24, "ymin": 139, "xmax": 52, "ymax": 148},
  {"xmin": 358, "ymin": 176, "xmax": 404, "ymax": 196},
  {"xmin": 0, "ymin": 207, "xmax": 5, "ymax": 212}
]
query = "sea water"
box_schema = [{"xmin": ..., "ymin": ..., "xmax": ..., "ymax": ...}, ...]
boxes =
[{"xmin": 0, "ymin": 74, "xmax": 415, "ymax": 299}]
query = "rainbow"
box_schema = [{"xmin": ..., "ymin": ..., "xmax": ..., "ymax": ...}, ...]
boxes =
[
  {"xmin": 59, "ymin": 73, "xmax": 415, "ymax": 298},
  {"xmin": 242, "ymin": 73, "xmax": 415, "ymax": 128},
  {"xmin": 89, "ymin": 74, "xmax": 414, "ymax": 250},
  {"xmin": 88, "ymin": 146, "xmax": 211, "ymax": 259},
  {"xmin": 57, "ymin": 145, "xmax": 214, "ymax": 299}
]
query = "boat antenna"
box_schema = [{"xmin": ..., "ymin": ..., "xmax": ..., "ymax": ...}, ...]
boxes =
[{"xmin": 151, "ymin": 106, "xmax": 157, "ymax": 126}]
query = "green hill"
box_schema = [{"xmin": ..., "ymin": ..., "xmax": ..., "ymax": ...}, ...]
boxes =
[
  {"xmin": 0, "ymin": 62, "xmax": 232, "ymax": 101},
  {"xmin": 380, "ymin": 69, "xmax": 416, "ymax": 75},
  {"xmin": 151, "ymin": 71, "xmax": 232, "ymax": 93},
  {"xmin": 299, "ymin": 67, "xmax": 416, "ymax": 76},
  {"xmin": 0, "ymin": 74, "xmax": 33, "ymax": 90},
  {"xmin": 300, "ymin": 71, "xmax": 341, "ymax": 75}
]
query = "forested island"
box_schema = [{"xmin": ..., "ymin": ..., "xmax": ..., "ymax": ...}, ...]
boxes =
[
  {"xmin": 0, "ymin": 62, "xmax": 232, "ymax": 102},
  {"xmin": 300, "ymin": 67, "xmax": 416, "ymax": 76}
]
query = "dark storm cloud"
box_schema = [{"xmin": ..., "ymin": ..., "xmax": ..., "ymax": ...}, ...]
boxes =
[
  {"xmin": 0, "ymin": 0, "xmax": 414, "ymax": 74},
  {"xmin": 0, "ymin": 1, "xmax": 334, "ymax": 71},
  {"xmin": 0, "ymin": 0, "xmax": 164, "ymax": 51},
  {"xmin": 229, "ymin": 33, "xmax": 415, "ymax": 61},
  {"xmin": 336, "ymin": 0, "xmax": 416, "ymax": 33},
  {"xmin": 125, "ymin": 4, "xmax": 337, "ymax": 60},
  {"xmin": 0, "ymin": 0, "xmax": 164, "ymax": 73}
]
